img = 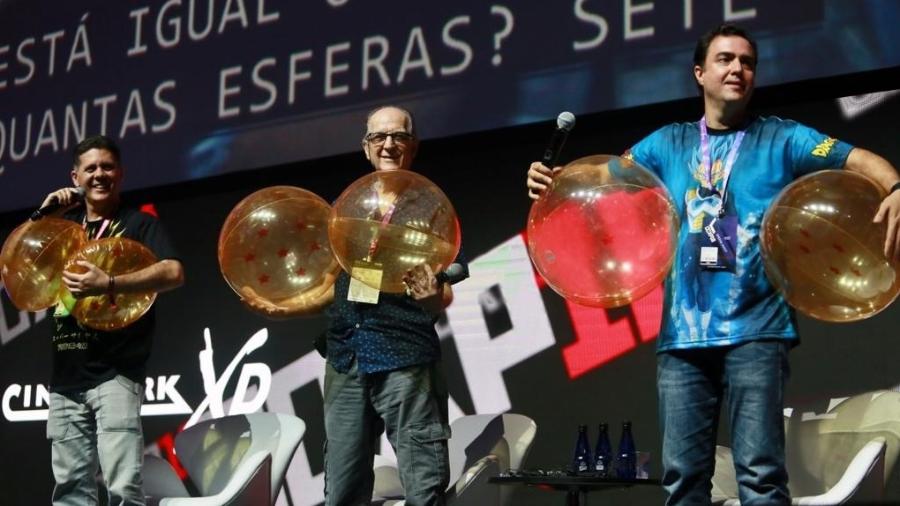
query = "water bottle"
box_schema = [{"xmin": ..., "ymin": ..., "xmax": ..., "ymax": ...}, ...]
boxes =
[
  {"xmin": 593, "ymin": 422, "xmax": 612, "ymax": 477},
  {"xmin": 572, "ymin": 424, "xmax": 592, "ymax": 474},
  {"xmin": 615, "ymin": 420, "xmax": 636, "ymax": 479}
]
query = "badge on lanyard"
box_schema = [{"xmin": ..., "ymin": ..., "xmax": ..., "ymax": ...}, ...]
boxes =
[
  {"xmin": 696, "ymin": 117, "xmax": 744, "ymax": 273},
  {"xmin": 348, "ymin": 262, "xmax": 382, "ymax": 304},
  {"xmin": 700, "ymin": 215, "xmax": 738, "ymax": 272},
  {"xmin": 346, "ymin": 185, "xmax": 398, "ymax": 304}
]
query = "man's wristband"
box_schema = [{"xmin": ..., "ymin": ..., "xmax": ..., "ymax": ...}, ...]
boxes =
[
  {"xmin": 108, "ymin": 275, "xmax": 115, "ymax": 295},
  {"xmin": 890, "ymin": 181, "xmax": 900, "ymax": 196}
]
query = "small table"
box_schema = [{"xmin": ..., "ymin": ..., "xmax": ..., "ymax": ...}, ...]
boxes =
[{"xmin": 489, "ymin": 473, "xmax": 661, "ymax": 506}]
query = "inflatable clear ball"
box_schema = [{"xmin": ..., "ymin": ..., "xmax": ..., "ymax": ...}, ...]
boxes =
[
  {"xmin": 527, "ymin": 155, "xmax": 679, "ymax": 308},
  {"xmin": 219, "ymin": 186, "xmax": 339, "ymax": 313},
  {"xmin": 330, "ymin": 170, "xmax": 461, "ymax": 293},
  {"xmin": 761, "ymin": 170, "xmax": 899, "ymax": 322},
  {"xmin": 64, "ymin": 237, "xmax": 158, "ymax": 331},
  {"xmin": 0, "ymin": 218, "xmax": 87, "ymax": 311}
]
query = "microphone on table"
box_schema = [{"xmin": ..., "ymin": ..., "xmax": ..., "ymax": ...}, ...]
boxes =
[
  {"xmin": 541, "ymin": 111, "xmax": 576, "ymax": 169},
  {"xmin": 31, "ymin": 187, "xmax": 85, "ymax": 221}
]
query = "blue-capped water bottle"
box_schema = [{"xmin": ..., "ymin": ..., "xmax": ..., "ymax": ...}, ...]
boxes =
[
  {"xmin": 572, "ymin": 424, "xmax": 592, "ymax": 474},
  {"xmin": 615, "ymin": 420, "xmax": 637, "ymax": 479},
  {"xmin": 593, "ymin": 422, "xmax": 612, "ymax": 477}
]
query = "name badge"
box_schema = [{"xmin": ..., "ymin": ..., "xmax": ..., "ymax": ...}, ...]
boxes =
[
  {"xmin": 700, "ymin": 246, "xmax": 719, "ymax": 266},
  {"xmin": 348, "ymin": 263, "xmax": 382, "ymax": 304},
  {"xmin": 698, "ymin": 215, "xmax": 737, "ymax": 272}
]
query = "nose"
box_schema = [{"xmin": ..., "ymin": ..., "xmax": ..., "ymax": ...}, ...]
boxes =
[
  {"xmin": 382, "ymin": 134, "xmax": 397, "ymax": 148},
  {"xmin": 95, "ymin": 168, "xmax": 115, "ymax": 180}
]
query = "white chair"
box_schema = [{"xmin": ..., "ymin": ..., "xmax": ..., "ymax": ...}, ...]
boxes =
[
  {"xmin": 143, "ymin": 413, "xmax": 306, "ymax": 506},
  {"xmin": 447, "ymin": 413, "xmax": 537, "ymax": 506},
  {"xmin": 372, "ymin": 413, "xmax": 537, "ymax": 506},
  {"xmin": 711, "ymin": 390, "xmax": 900, "ymax": 505}
]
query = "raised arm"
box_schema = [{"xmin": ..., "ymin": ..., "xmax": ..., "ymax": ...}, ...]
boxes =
[{"xmin": 526, "ymin": 162, "xmax": 563, "ymax": 200}]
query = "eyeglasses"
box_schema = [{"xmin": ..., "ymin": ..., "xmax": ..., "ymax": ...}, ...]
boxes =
[{"xmin": 364, "ymin": 131, "xmax": 415, "ymax": 145}]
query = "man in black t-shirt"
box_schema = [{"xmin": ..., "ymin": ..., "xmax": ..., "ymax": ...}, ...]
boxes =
[{"xmin": 40, "ymin": 135, "xmax": 184, "ymax": 506}]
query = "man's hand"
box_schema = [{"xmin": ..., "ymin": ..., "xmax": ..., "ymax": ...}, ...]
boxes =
[
  {"xmin": 62, "ymin": 260, "xmax": 110, "ymax": 297},
  {"xmin": 526, "ymin": 162, "xmax": 562, "ymax": 200},
  {"xmin": 240, "ymin": 287, "xmax": 293, "ymax": 319},
  {"xmin": 843, "ymin": 148, "xmax": 900, "ymax": 261},
  {"xmin": 239, "ymin": 271, "xmax": 336, "ymax": 319},
  {"xmin": 402, "ymin": 263, "xmax": 441, "ymax": 300},
  {"xmin": 40, "ymin": 187, "xmax": 83, "ymax": 216},
  {"xmin": 402, "ymin": 263, "xmax": 453, "ymax": 315},
  {"xmin": 874, "ymin": 189, "xmax": 900, "ymax": 262}
]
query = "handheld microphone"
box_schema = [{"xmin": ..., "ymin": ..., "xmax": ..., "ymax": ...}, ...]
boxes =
[
  {"xmin": 541, "ymin": 111, "xmax": 576, "ymax": 168},
  {"xmin": 436, "ymin": 263, "xmax": 468, "ymax": 285},
  {"xmin": 31, "ymin": 187, "xmax": 85, "ymax": 221}
]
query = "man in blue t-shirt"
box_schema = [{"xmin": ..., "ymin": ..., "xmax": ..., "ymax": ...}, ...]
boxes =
[
  {"xmin": 527, "ymin": 24, "xmax": 900, "ymax": 505},
  {"xmin": 246, "ymin": 105, "xmax": 467, "ymax": 506}
]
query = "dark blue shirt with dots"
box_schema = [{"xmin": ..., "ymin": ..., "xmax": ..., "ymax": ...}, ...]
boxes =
[{"xmin": 326, "ymin": 252, "xmax": 468, "ymax": 374}]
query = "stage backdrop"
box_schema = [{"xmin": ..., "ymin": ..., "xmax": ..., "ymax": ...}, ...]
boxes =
[
  {"xmin": 1, "ymin": 0, "xmax": 899, "ymax": 213},
  {"xmin": 1, "ymin": 75, "xmax": 900, "ymax": 504}
]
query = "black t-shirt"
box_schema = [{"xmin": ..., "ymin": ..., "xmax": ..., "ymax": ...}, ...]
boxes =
[{"xmin": 50, "ymin": 206, "xmax": 179, "ymax": 392}]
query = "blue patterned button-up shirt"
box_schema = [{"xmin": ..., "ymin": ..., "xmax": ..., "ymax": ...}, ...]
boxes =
[{"xmin": 325, "ymin": 253, "xmax": 468, "ymax": 374}]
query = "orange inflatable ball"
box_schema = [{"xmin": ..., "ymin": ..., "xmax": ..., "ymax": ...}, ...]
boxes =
[
  {"xmin": 761, "ymin": 170, "xmax": 899, "ymax": 322},
  {"xmin": 63, "ymin": 237, "xmax": 156, "ymax": 331},
  {"xmin": 527, "ymin": 155, "xmax": 679, "ymax": 308},
  {"xmin": 0, "ymin": 218, "xmax": 87, "ymax": 311},
  {"xmin": 329, "ymin": 170, "xmax": 461, "ymax": 293},
  {"xmin": 64, "ymin": 237, "xmax": 158, "ymax": 331},
  {"xmin": 218, "ymin": 186, "xmax": 339, "ymax": 314}
]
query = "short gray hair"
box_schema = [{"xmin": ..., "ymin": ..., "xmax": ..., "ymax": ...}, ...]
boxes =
[{"xmin": 365, "ymin": 105, "xmax": 416, "ymax": 137}]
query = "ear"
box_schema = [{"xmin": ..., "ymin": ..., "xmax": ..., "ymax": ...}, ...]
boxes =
[
  {"xmin": 693, "ymin": 64, "xmax": 704, "ymax": 87},
  {"xmin": 70, "ymin": 168, "xmax": 78, "ymax": 186},
  {"xmin": 362, "ymin": 141, "xmax": 372, "ymax": 163}
]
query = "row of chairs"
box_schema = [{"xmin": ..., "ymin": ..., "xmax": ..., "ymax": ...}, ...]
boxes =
[
  {"xmin": 142, "ymin": 413, "xmax": 536, "ymax": 505},
  {"xmin": 143, "ymin": 413, "xmax": 305, "ymax": 505},
  {"xmin": 143, "ymin": 390, "xmax": 900, "ymax": 505}
]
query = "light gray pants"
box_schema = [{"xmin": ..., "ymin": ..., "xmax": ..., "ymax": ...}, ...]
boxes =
[
  {"xmin": 324, "ymin": 361, "xmax": 450, "ymax": 506},
  {"xmin": 48, "ymin": 375, "xmax": 145, "ymax": 506}
]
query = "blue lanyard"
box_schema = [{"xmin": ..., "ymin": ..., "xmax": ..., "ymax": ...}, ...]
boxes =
[{"xmin": 699, "ymin": 116, "xmax": 745, "ymax": 216}]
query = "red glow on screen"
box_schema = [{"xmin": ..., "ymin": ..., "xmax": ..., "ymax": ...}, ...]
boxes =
[
  {"xmin": 155, "ymin": 428, "xmax": 189, "ymax": 480},
  {"xmin": 140, "ymin": 203, "xmax": 159, "ymax": 218},
  {"xmin": 561, "ymin": 284, "xmax": 663, "ymax": 379}
]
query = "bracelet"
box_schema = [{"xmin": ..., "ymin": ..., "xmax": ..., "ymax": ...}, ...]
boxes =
[
  {"xmin": 890, "ymin": 181, "xmax": 900, "ymax": 195},
  {"xmin": 108, "ymin": 275, "xmax": 115, "ymax": 295}
]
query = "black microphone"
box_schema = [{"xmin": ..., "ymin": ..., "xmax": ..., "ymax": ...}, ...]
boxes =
[
  {"xmin": 31, "ymin": 187, "xmax": 85, "ymax": 221},
  {"xmin": 541, "ymin": 111, "xmax": 576, "ymax": 168},
  {"xmin": 436, "ymin": 263, "xmax": 468, "ymax": 285}
]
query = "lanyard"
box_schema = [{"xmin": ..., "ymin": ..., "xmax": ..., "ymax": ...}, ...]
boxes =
[
  {"xmin": 699, "ymin": 116, "xmax": 745, "ymax": 216},
  {"xmin": 366, "ymin": 188, "xmax": 398, "ymax": 261},
  {"xmin": 82, "ymin": 217, "xmax": 111, "ymax": 240}
]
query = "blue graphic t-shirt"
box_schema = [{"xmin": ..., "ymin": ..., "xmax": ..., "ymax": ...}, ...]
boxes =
[{"xmin": 628, "ymin": 116, "xmax": 853, "ymax": 351}]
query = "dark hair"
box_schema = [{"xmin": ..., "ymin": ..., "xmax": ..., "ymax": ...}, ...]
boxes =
[
  {"xmin": 364, "ymin": 105, "xmax": 417, "ymax": 138},
  {"xmin": 72, "ymin": 135, "xmax": 122, "ymax": 167},
  {"xmin": 693, "ymin": 23, "xmax": 757, "ymax": 68}
]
